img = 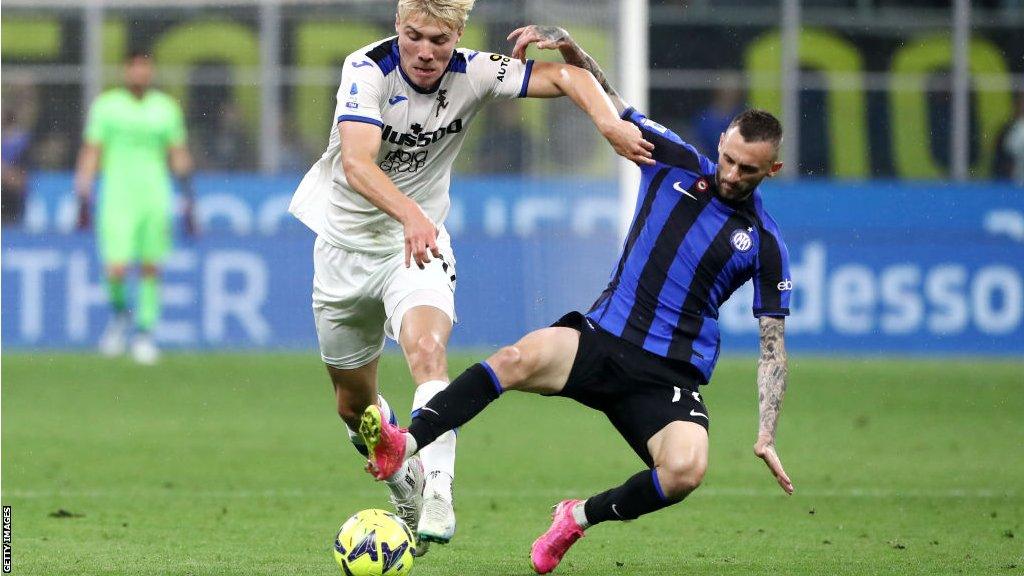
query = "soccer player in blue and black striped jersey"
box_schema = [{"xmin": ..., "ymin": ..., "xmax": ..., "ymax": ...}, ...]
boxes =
[{"xmin": 356, "ymin": 25, "xmax": 795, "ymax": 574}]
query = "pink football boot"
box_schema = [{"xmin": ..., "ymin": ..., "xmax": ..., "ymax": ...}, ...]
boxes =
[
  {"xmin": 359, "ymin": 404, "xmax": 407, "ymax": 481},
  {"xmin": 529, "ymin": 499, "xmax": 586, "ymax": 574}
]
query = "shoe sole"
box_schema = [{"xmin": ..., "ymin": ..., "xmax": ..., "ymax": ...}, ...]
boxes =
[
  {"xmin": 358, "ymin": 405, "xmax": 383, "ymax": 463},
  {"xmin": 417, "ymin": 531, "xmax": 453, "ymax": 544}
]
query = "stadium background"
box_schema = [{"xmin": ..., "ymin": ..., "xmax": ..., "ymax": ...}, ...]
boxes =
[
  {"xmin": 3, "ymin": 0, "xmax": 1022, "ymax": 355},
  {"xmin": 2, "ymin": 1, "xmax": 1023, "ymax": 575}
]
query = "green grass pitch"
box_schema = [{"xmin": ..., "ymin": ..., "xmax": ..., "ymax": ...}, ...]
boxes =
[{"xmin": 2, "ymin": 353, "xmax": 1022, "ymax": 575}]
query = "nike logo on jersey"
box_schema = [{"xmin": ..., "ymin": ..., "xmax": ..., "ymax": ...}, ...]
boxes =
[
  {"xmin": 421, "ymin": 407, "xmax": 440, "ymax": 416},
  {"xmin": 611, "ymin": 504, "xmax": 622, "ymax": 518},
  {"xmin": 689, "ymin": 410, "xmax": 708, "ymax": 420},
  {"xmin": 467, "ymin": 51, "xmax": 479, "ymax": 62},
  {"xmin": 672, "ymin": 181, "xmax": 699, "ymax": 201},
  {"xmin": 388, "ymin": 95, "xmax": 408, "ymax": 106}
]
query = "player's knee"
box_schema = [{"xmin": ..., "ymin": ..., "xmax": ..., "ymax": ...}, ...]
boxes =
[
  {"xmin": 658, "ymin": 458, "xmax": 706, "ymax": 500},
  {"xmin": 406, "ymin": 334, "xmax": 446, "ymax": 373},
  {"xmin": 108, "ymin": 265, "xmax": 128, "ymax": 279},
  {"xmin": 487, "ymin": 345, "xmax": 534, "ymax": 389}
]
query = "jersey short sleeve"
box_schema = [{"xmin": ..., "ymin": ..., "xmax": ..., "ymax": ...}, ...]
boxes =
[
  {"xmin": 335, "ymin": 55, "xmax": 387, "ymax": 128},
  {"xmin": 165, "ymin": 99, "xmax": 187, "ymax": 147},
  {"xmin": 621, "ymin": 107, "xmax": 716, "ymax": 174},
  {"xmin": 466, "ymin": 51, "xmax": 533, "ymax": 100},
  {"xmin": 752, "ymin": 211, "xmax": 792, "ymax": 318},
  {"xmin": 83, "ymin": 96, "xmax": 110, "ymax": 145}
]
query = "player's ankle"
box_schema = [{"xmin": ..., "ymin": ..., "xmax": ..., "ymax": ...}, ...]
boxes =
[
  {"xmin": 404, "ymin": 432, "xmax": 418, "ymax": 458},
  {"xmin": 571, "ymin": 500, "xmax": 591, "ymax": 530}
]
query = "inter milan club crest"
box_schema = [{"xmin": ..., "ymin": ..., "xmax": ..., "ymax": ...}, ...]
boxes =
[{"xmin": 730, "ymin": 229, "xmax": 753, "ymax": 252}]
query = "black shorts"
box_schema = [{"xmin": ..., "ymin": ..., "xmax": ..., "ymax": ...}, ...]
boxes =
[{"xmin": 551, "ymin": 311, "xmax": 710, "ymax": 468}]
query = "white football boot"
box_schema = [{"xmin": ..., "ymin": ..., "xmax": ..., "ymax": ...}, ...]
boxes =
[
  {"xmin": 98, "ymin": 314, "xmax": 129, "ymax": 357},
  {"xmin": 130, "ymin": 333, "xmax": 160, "ymax": 365},
  {"xmin": 417, "ymin": 471, "xmax": 456, "ymax": 544}
]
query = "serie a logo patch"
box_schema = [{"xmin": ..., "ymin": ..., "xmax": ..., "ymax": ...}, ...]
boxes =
[{"xmin": 730, "ymin": 229, "xmax": 753, "ymax": 252}]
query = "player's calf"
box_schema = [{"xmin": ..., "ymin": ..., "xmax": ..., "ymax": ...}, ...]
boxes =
[{"xmin": 406, "ymin": 362, "xmax": 503, "ymax": 451}]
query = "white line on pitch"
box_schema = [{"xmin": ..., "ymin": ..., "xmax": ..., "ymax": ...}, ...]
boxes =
[{"xmin": 3, "ymin": 487, "xmax": 1017, "ymax": 499}]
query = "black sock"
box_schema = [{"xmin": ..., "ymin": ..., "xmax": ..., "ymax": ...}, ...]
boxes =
[
  {"xmin": 408, "ymin": 362, "xmax": 503, "ymax": 450},
  {"xmin": 583, "ymin": 469, "xmax": 675, "ymax": 525}
]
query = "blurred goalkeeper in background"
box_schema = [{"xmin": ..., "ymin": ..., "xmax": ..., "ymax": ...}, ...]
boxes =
[{"xmin": 74, "ymin": 51, "xmax": 195, "ymax": 365}]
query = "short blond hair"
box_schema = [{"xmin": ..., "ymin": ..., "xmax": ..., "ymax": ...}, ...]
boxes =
[{"xmin": 397, "ymin": 0, "xmax": 475, "ymax": 33}]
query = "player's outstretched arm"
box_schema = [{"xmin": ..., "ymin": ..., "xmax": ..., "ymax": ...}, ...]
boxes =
[
  {"xmin": 507, "ymin": 25, "xmax": 628, "ymax": 114},
  {"xmin": 519, "ymin": 60, "xmax": 653, "ymax": 165},
  {"xmin": 339, "ymin": 121, "xmax": 440, "ymax": 269},
  {"xmin": 754, "ymin": 316, "xmax": 794, "ymax": 494}
]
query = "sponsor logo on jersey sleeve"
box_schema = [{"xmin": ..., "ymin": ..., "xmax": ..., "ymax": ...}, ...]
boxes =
[{"xmin": 490, "ymin": 53, "xmax": 511, "ymax": 82}]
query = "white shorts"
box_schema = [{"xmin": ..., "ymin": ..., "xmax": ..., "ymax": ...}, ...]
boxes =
[{"xmin": 312, "ymin": 236, "xmax": 457, "ymax": 369}]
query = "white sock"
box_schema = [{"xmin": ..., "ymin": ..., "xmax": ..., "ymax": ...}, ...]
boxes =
[
  {"xmin": 405, "ymin": 433, "xmax": 418, "ymax": 457},
  {"xmin": 385, "ymin": 459, "xmax": 417, "ymax": 495},
  {"xmin": 412, "ymin": 380, "xmax": 457, "ymax": 492},
  {"xmin": 572, "ymin": 500, "xmax": 591, "ymax": 530}
]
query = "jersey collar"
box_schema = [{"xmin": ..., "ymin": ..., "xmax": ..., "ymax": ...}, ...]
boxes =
[{"xmin": 394, "ymin": 41, "xmax": 456, "ymax": 95}]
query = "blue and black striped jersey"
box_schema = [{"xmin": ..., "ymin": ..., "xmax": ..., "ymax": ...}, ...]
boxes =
[{"xmin": 587, "ymin": 108, "xmax": 792, "ymax": 383}]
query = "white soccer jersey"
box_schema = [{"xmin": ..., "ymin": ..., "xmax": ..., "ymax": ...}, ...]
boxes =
[{"xmin": 290, "ymin": 37, "xmax": 534, "ymax": 254}]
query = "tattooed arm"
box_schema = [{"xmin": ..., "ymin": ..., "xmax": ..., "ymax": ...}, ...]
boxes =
[
  {"xmin": 507, "ymin": 25, "xmax": 629, "ymax": 114},
  {"xmin": 753, "ymin": 316, "xmax": 795, "ymax": 494}
]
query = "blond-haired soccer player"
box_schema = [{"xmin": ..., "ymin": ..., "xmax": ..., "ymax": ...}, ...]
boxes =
[{"xmin": 289, "ymin": 0, "xmax": 654, "ymax": 554}]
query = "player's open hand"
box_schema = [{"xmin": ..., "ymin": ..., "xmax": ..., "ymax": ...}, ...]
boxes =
[
  {"xmin": 754, "ymin": 435, "xmax": 794, "ymax": 495},
  {"xmin": 506, "ymin": 25, "xmax": 573, "ymax": 62},
  {"xmin": 402, "ymin": 206, "xmax": 441, "ymax": 269},
  {"xmin": 602, "ymin": 119, "xmax": 655, "ymax": 166}
]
